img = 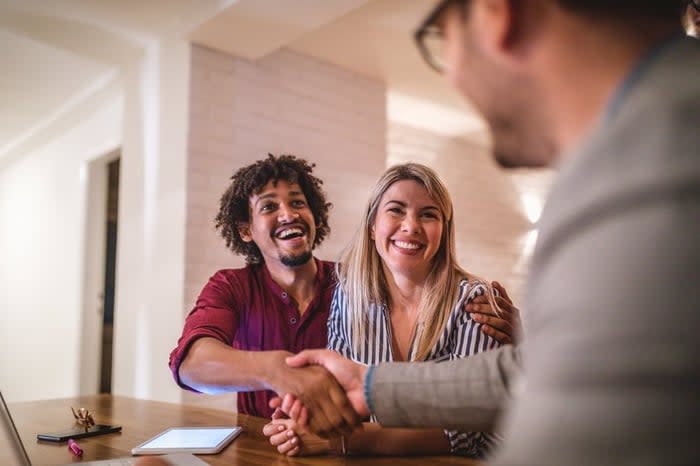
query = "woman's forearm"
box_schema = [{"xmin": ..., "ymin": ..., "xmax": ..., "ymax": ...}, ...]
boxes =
[{"xmin": 345, "ymin": 423, "xmax": 450, "ymax": 456}]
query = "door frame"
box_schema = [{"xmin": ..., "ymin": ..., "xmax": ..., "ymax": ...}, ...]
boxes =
[{"xmin": 79, "ymin": 147, "xmax": 120, "ymax": 394}]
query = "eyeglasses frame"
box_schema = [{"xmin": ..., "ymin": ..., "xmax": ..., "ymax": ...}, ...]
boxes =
[{"xmin": 413, "ymin": 0, "xmax": 464, "ymax": 73}]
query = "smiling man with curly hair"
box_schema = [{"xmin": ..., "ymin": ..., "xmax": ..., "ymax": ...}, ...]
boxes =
[
  {"xmin": 168, "ymin": 153, "xmax": 359, "ymax": 435},
  {"xmin": 214, "ymin": 154, "xmax": 331, "ymax": 266}
]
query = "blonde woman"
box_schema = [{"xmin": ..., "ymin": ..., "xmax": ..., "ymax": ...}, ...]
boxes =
[{"xmin": 264, "ymin": 163, "xmax": 517, "ymax": 457}]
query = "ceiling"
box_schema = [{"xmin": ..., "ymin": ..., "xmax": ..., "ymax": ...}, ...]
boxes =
[
  {"xmin": 0, "ymin": 0, "xmax": 231, "ymax": 166},
  {"xmin": 190, "ymin": 0, "xmax": 488, "ymax": 140},
  {"xmin": 0, "ymin": 0, "xmax": 493, "ymax": 166},
  {"xmin": 287, "ymin": 0, "xmax": 485, "ymax": 134}
]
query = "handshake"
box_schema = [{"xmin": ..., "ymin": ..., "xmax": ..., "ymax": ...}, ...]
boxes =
[{"xmin": 266, "ymin": 350, "xmax": 369, "ymax": 440}]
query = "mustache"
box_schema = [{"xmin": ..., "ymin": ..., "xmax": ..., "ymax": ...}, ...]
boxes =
[{"xmin": 271, "ymin": 220, "xmax": 309, "ymax": 238}]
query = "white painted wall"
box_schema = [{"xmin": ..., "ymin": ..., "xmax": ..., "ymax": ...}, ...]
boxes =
[
  {"xmin": 0, "ymin": 94, "xmax": 123, "ymax": 402},
  {"xmin": 110, "ymin": 37, "xmax": 190, "ymax": 404},
  {"xmin": 0, "ymin": 36, "xmax": 191, "ymax": 406}
]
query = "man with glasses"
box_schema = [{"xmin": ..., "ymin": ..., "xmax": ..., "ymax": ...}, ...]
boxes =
[{"xmin": 280, "ymin": 1, "xmax": 700, "ymax": 464}]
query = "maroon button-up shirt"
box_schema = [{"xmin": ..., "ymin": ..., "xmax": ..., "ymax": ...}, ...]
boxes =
[{"xmin": 169, "ymin": 258, "xmax": 336, "ymax": 418}]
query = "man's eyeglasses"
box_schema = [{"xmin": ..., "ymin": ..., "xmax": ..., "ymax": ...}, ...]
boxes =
[
  {"xmin": 413, "ymin": 0, "xmax": 463, "ymax": 73},
  {"xmin": 417, "ymin": 0, "xmax": 699, "ymax": 73}
]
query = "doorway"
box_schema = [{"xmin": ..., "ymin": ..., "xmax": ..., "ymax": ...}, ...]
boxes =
[
  {"xmin": 99, "ymin": 158, "xmax": 119, "ymax": 393},
  {"xmin": 79, "ymin": 150, "xmax": 120, "ymax": 395}
]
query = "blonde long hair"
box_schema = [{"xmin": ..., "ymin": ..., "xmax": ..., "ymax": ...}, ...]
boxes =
[{"xmin": 337, "ymin": 163, "xmax": 501, "ymax": 361}]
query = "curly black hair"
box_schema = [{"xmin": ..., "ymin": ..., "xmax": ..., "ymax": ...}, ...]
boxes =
[{"xmin": 215, "ymin": 154, "xmax": 332, "ymax": 264}]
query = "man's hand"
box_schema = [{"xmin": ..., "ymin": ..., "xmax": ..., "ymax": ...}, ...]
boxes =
[
  {"xmin": 266, "ymin": 351, "xmax": 360, "ymax": 438},
  {"xmin": 465, "ymin": 281, "xmax": 522, "ymax": 344},
  {"xmin": 278, "ymin": 350, "xmax": 370, "ymax": 428}
]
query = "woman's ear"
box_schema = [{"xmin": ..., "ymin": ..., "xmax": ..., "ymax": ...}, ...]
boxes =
[
  {"xmin": 370, "ymin": 224, "xmax": 376, "ymax": 241},
  {"xmin": 238, "ymin": 223, "xmax": 252, "ymax": 242}
]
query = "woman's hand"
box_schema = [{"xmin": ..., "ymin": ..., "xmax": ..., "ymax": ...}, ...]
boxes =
[
  {"xmin": 465, "ymin": 281, "xmax": 523, "ymax": 344},
  {"xmin": 262, "ymin": 418, "xmax": 330, "ymax": 456}
]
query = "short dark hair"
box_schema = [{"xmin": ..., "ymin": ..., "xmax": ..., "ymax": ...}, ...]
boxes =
[
  {"xmin": 215, "ymin": 154, "xmax": 332, "ymax": 264},
  {"xmin": 555, "ymin": 0, "xmax": 678, "ymax": 22}
]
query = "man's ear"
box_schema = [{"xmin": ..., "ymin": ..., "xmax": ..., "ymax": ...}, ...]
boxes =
[
  {"xmin": 473, "ymin": 0, "xmax": 512, "ymax": 52},
  {"xmin": 238, "ymin": 223, "xmax": 252, "ymax": 242},
  {"xmin": 472, "ymin": 0, "xmax": 527, "ymax": 62}
]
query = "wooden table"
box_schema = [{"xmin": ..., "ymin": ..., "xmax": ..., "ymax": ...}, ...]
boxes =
[{"xmin": 10, "ymin": 395, "xmax": 481, "ymax": 465}]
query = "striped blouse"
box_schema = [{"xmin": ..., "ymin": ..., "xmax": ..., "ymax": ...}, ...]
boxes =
[{"xmin": 327, "ymin": 279, "xmax": 502, "ymax": 458}]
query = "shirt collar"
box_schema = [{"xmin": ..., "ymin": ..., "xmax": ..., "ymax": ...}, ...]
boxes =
[
  {"xmin": 605, "ymin": 33, "xmax": 685, "ymax": 122},
  {"xmin": 261, "ymin": 257, "xmax": 325, "ymax": 305}
]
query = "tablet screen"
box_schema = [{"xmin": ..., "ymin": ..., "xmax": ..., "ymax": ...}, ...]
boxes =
[{"xmin": 132, "ymin": 427, "xmax": 242, "ymax": 455}]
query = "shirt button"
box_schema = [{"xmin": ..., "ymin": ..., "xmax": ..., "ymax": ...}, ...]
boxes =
[
  {"xmin": 290, "ymin": 317, "xmax": 297, "ymax": 324},
  {"xmin": 281, "ymin": 292, "xmax": 288, "ymax": 298}
]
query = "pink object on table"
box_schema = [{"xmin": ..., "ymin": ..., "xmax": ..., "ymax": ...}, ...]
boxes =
[{"xmin": 67, "ymin": 438, "xmax": 83, "ymax": 456}]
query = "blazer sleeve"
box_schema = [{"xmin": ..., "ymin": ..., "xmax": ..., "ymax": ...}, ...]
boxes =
[{"xmin": 368, "ymin": 344, "xmax": 522, "ymax": 430}]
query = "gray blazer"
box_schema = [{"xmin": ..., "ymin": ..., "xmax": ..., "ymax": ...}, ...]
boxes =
[{"xmin": 369, "ymin": 36, "xmax": 700, "ymax": 465}]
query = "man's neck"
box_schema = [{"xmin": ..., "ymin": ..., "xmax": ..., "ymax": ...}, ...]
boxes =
[
  {"xmin": 535, "ymin": 16, "xmax": 678, "ymax": 159},
  {"xmin": 265, "ymin": 258, "xmax": 318, "ymax": 312}
]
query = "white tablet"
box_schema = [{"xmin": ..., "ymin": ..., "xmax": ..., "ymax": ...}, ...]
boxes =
[{"xmin": 131, "ymin": 426, "xmax": 242, "ymax": 455}]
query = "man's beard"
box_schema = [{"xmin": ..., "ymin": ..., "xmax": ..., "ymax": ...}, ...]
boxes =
[
  {"xmin": 489, "ymin": 113, "xmax": 558, "ymax": 169},
  {"xmin": 461, "ymin": 62, "xmax": 557, "ymax": 168},
  {"xmin": 280, "ymin": 250, "xmax": 313, "ymax": 267},
  {"xmin": 273, "ymin": 219, "xmax": 314, "ymax": 267}
]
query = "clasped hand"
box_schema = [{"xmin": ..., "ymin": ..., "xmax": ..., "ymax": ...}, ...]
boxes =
[
  {"xmin": 266, "ymin": 351, "xmax": 361, "ymax": 438},
  {"xmin": 265, "ymin": 349, "xmax": 367, "ymax": 455}
]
